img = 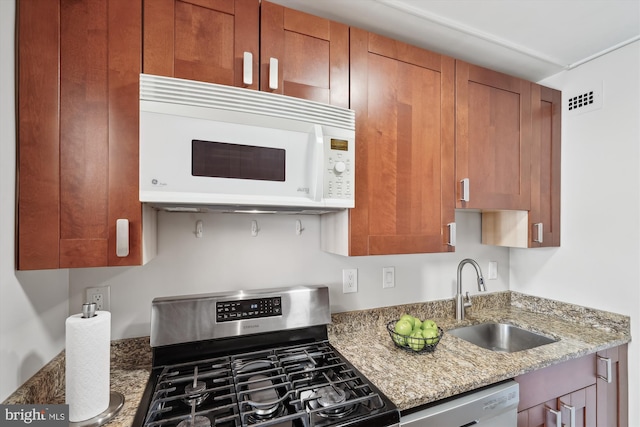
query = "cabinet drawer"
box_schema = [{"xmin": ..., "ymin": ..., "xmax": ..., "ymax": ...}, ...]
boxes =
[{"xmin": 515, "ymin": 353, "xmax": 596, "ymax": 411}]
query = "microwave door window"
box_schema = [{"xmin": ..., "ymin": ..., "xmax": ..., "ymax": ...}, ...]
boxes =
[{"xmin": 192, "ymin": 140, "xmax": 285, "ymax": 182}]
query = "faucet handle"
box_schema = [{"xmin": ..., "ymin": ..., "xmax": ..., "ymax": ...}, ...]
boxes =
[{"xmin": 464, "ymin": 292, "xmax": 472, "ymax": 308}]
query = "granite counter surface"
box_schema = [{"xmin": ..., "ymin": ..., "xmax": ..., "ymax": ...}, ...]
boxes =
[
  {"xmin": 328, "ymin": 291, "xmax": 630, "ymax": 412},
  {"xmin": 3, "ymin": 292, "xmax": 630, "ymax": 423},
  {"xmin": 3, "ymin": 337, "xmax": 151, "ymax": 427}
]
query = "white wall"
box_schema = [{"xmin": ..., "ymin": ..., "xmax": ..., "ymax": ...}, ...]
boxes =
[
  {"xmin": 0, "ymin": 1, "xmax": 69, "ymax": 402},
  {"xmin": 69, "ymin": 210, "xmax": 509, "ymax": 339},
  {"xmin": 511, "ymin": 41, "xmax": 640, "ymax": 424}
]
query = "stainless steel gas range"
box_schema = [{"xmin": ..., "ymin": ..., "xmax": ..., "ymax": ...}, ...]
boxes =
[{"xmin": 133, "ymin": 285, "xmax": 400, "ymax": 427}]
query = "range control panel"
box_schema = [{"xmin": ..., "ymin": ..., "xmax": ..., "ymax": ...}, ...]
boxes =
[{"xmin": 216, "ymin": 297, "xmax": 282, "ymax": 322}]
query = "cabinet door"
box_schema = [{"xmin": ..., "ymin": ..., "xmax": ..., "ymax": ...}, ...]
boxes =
[
  {"xmin": 107, "ymin": 0, "xmax": 144, "ymax": 266},
  {"xmin": 558, "ymin": 385, "xmax": 597, "ymax": 427},
  {"xmin": 518, "ymin": 387, "xmax": 596, "ymax": 427},
  {"xmin": 456, "ymin": 61, "xmax": 531, "ymax": 210},
  {"xmin": 18, "ymin": 0, "xmax": 143, "ymax": 269},
  {"xmin": 348, "ymin": 28, "xmax": 455, "ymax": 255},
  {"xmin": 143, "ymin": 0, "xmax": 259, "ymax": 89},
  {"xmin": 517, "ymin": 399, "xmax": 559, "ymax": 427},
  {"xmin": 58, "ymin": 0, "xmax": 110, "ymax": 267},
  {"xmin": 17, "ymin": 0, "xmax": 61, "ymax": 269},
  {"xmin": 530, "ymin": 84, "xmax": 561, "ymax": 247},
  {"xmin": 597, "ymin": 345, "xmax": 629, "ymax": 427},
  {"xmin": 260, "ymin": 1, "xmax": 349, "ymax": 107}
]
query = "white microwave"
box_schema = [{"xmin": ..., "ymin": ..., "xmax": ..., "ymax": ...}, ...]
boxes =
[{"xmin": 139, "ymin": 74, "xmax": 355, "ymax": 214}]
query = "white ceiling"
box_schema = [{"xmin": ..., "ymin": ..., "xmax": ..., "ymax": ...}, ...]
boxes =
[{"xmin": 268, "ymin": 0, "xmax": 640, "ymax": 82}]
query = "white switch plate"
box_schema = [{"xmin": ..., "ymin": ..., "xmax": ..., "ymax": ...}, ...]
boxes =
[
  {"xmin": 342, "ymin": 269, "xmax": 358, "ymax": 293},
  {"xmin": 488, "ymin": 261, "xmax": 498, "ymax": 280},
  {"xmin": 382, "ymin": 267, "xmax": 395, "ymax": 288}
]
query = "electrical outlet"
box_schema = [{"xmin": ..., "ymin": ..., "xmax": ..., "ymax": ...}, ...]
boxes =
[
  {"xmin": 86, "ymin": 286, "xmax": 111, "ymax": 311},
  {"xmin": 342, "ymin": 269, "xmax": 358, "ymax": 293}
]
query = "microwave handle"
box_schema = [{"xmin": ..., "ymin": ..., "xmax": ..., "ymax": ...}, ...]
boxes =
[{"xmin": 311, "ymin": 124, "xmax": 324, "ymax": 202}]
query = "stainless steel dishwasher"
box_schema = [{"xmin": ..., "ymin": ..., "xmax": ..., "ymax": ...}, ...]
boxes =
[{"xmin": 400, "ymin": 380, "xmax": 519, "ymax": 426}]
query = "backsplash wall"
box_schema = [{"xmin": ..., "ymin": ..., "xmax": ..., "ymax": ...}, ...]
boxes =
[{"xmin": 69, "ymin": 210, "xmax": 509, "ymax": 340}]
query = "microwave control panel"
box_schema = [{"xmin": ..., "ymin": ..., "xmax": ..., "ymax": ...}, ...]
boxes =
[
  {"xmin": 325, "ymin": 138, "xmax": 354, "ymax": 201},
  {"xmin": 216, "ymin": 297, "xmax": 282, "ymax": 322}
]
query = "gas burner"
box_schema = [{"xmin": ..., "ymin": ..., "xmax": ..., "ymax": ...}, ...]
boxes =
[
  {"xmin": 176, "ymin": 416, "xmax": 211, "ymax": 427},
  {"xmin": 301, "ymin": 361, "xmax": 317, "ymax": 379},
  {"xmin": 307, "ymin": 386, "xmax": 357, "ymax": 419},
  {"xmin": 181, "ymin": 366, "xmax": 210, "ymax": 407},
  {"xmin": 182, "ymin": 380, "xmax": 209, "ymax": 406},
  {"xmin": 247, "ymin": 374, "xmax": 283, "ymax": 417},
  {"xmin": 318, "ymin": 386, "xmax": 346, "ymax": 406}
]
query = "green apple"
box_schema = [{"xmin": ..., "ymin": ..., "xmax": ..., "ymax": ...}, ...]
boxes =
[
  {"xmin": 394, "ymin": 319, "xmax": 413, "ymax": 336},
  {"xmin": 392, "ymin": 333, "xmax": 407, "ymax": 346},
  {"xmin": 413, "ymin": 318, "xmax": 423, "ymax": 329},
  {"xmin": 408, "ymin": 330, "xmax": 426, "ymax": 351},
  {"xmin": 399, "ymin": 314, "xmax": 415, "ymax": 328},
  {"xmin": 422, "ymin": 327, "xmax": 440, "ymax": 345},
  {"xmin": 421, "ymin": 319, "xmax": 437, "ymax": 330}
]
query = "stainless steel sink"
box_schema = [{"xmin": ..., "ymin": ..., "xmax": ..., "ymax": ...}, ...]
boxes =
[{"xmin": 447, "ymin": 322, "xmax": 557, "ymax": 352}]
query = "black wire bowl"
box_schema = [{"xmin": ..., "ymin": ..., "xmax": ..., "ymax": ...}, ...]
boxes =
[{"xmin": 386, "ymin": 321, "xmax": 443, "ymax": 353}]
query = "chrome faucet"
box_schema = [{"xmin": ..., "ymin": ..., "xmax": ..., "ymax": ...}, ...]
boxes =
[{"xmin": 456, "ymin": 258, "xmax": 486, "ymax": 321}]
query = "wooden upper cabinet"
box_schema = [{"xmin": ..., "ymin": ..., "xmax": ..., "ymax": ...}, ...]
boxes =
[
  {"xmin": 346, "ymin": 28, "xmax": 455, "ymax": 255},
  {"xmin": 260, "ymin": 1, "xmax": 349, "ymax": 107},
  {"xmin": 143, "ymin": 0, "xmax": 260, "ymax": 89},
  {"xmin": 456, "ymin": 61, "xmax": 532, "ymax": 210},
  {"xmin": 142, "ymin": 0, "xmax": 348, "ymax": 106},
  {"xmin": 530, "ymin": 84, "xmax": 561, "ymax": 247},
  {"xmin": 17, "ymin": 0, "xmax": 61, "ymax": 269},
  {"xmin": 18, "ymin": 0, "xmax": 146, "ymax": 270}
]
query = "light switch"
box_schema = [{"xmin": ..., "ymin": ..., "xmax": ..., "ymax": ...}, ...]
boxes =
[
  {"xmin": 383, "ymin": 267, "xmax": 395, "ymax": 288},
  {"xmin": 488, "ymin": 261, "xmax": 498, "ymax": 280}
]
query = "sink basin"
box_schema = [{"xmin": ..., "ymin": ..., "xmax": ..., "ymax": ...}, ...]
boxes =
[{"xmin": 448, "ymin": 322, "xmax": 557, "ymax": 352}]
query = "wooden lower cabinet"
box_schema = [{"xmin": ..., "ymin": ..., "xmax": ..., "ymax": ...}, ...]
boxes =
[
  {"xmin": 596, "ymin": 345, "xmax": 629, "ymax": 427},
  {"xmin": 515, "ymin": 346, "xmax": 628, "ymax": 427},
  {"xmin": 518, "ymin": 386, "xmax": 596, "ymax": 427}
]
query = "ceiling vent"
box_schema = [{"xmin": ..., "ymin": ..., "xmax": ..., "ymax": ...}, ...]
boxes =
[{"xmin": 567, "ymin": 82, "xmax": 603, "ymax": 114}]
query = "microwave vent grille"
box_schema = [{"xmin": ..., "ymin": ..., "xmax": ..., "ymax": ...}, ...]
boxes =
[{"xmin": 140, "ymin": 74, "xmax": 354, "ymax": 131}]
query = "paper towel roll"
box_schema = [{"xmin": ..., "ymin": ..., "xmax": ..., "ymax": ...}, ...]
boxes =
[{"xmin": 65, "ymin": 310, "xmax": 111, "ymax": 422}]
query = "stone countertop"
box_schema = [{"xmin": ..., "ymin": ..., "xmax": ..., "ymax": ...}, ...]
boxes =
[
  {"xmin": 328, "ymin": 291, "xmax": 631, "ymax": 412},
  {"xmin": 3, "ymin": 292, "xmax": 630, "ymax": 423},
  {"xmin": 2, "ymin": 338, "xmax": 152, "ymax": 427}
]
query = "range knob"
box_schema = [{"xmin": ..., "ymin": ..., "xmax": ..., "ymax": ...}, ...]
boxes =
[{"xmin": 334, "ymin": 161, "xmax": 346, "ymax": 174}]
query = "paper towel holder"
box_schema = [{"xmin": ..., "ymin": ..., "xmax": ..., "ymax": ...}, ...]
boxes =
[
  {"xmin": 69, "ymin": 303, "xmax": 125, "ymax": 427},
  {"xmin": 69, "ymin": 391, "xmax": 124, "ymax": 427}
]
